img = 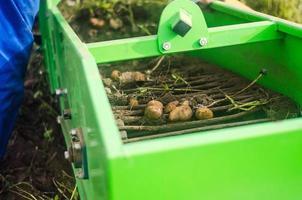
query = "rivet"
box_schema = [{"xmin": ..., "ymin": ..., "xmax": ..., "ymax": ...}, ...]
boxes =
[
  {"xmin": 74, "ymin": 143, "xmax": 81, "ymax": 150},
  {"xmin": 199, "ymin": 38, "xmax": 208, "ymax": 47},
  {"xmin": 55, "ymin": 88, "xmax": 68, "ymax": 96},
  {"xmin": 70, "ymin": 129, "xmax": 77, "ymax": 137},
  {"xmin": 64, "ymin": 151, "xmax": 70, "ymax": 160},
  {"xmin": 63, "ymin": 109, "xmax": 72, "ymax": 120},
  {"xmin": 162, "ymin": 42, "xmax": 171, "ymax": 51},
  {"xmin": 76, "ymin": 169, "xmax": 84, "ymax": 179},
  {"xmin": 57, "ymin": 116, "xmax": 62, "ymax": 124}
]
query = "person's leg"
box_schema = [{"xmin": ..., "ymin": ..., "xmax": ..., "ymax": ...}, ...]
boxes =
[{"xmin": 0, "ymin": 0, "xmax": 39, "ymax": 159}]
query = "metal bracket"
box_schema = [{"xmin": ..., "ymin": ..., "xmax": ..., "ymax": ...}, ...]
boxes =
[
  {"xmin": 64, "ymin": 128, "xmax": 89, "ymax": 179},
  {"xmin": 157, "ymin": 0, "xmax": 209, "ymax": 54},
  {"xmin": 55, "ymin": 87, "xmax": 73, "ymax": 120}
]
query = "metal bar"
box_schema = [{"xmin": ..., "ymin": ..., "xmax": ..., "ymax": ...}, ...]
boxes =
[
  {"xmin": 87, "ymin": 21, "xmax": 283, "ymax": 64},
  {"xmin": 124, "ymin": 118, "xmax": 271, "ymax": 143},
  {"xmin": 120, "ymin": 109, "xmax": 260, "ymax": 133},
  {"xmin": 207, "ymin": 21, "xmax": 282, "ymax": 48},
  {"xmin": 87, "ymin": 35, "xmax": 160, "ymax": 64}
]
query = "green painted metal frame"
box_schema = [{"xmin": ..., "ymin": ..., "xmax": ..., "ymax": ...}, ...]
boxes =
[
  {"xmin": 87, "ymin": 20, "xmax": 282, "ymax": 64},
  {"xmin": 40, "ymin": 0, "xmax": 302, "ymax": 199}
]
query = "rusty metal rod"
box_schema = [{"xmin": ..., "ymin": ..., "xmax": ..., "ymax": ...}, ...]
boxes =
[
  {"xmin": 124, "ymin": 118, "xmax": 271, "ymax": 143},
  {"xmin": 119, "ymin": 109, "xmax": 260, "ymax": 132}
]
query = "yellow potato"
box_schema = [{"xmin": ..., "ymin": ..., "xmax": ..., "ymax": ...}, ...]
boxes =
[
  {"xmin": 133, "ymin": 72, "xmax": 147, "ymax": 82},
  {"xmin": 169, "ymin": 105, "xmax": 193, "ymax": 122},
  {"xmin": 164, "ymin": 101, "xmax": 179, "ymax": 113},
  {"xmin": 147, "ymin": 100, "xmax": 163, "ymax": 108},
  {"xmin": 120, "ymin": 72, "xmax": 134, "ymax": 83},
  {"xmin": 111, "ymin": 70, "xmax": 121, "ymax": 81},
  {"xmin": 181, "ymin": 100, "xmax": 190, "ymax": 106},
  {"xmin": 144, "ymin": 105, "xmax": 163, "ymax": 120},
  {"xmin": 111, "ymin": 70, "xmax": 146, "ymax": 84},
  {"xmin": 195, "ymin": 107, "xmax": 214, "ymax": 120}
]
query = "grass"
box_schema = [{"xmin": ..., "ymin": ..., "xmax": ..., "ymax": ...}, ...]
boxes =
[{"xmin": 241, "ymin": 0, "xmax": 302, "ymax": 23}]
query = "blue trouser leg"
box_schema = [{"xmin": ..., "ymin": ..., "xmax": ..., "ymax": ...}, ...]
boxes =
[{"xmin": 0, "ymin": 0, "xmax": 39, "ymax": 158}]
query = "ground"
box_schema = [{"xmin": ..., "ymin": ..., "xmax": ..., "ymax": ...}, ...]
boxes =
[{"xmin": 0, "ymin": 49, "xmax": 77, "ymax": 200}]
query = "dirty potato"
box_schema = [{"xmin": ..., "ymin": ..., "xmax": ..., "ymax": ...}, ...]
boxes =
[
  {"xmin": 181, "ymin": 100, "xmax": 190, "ymax": 106},
  {"xmin": 111, "ymin": 70, "xmax": 121, "ymax": 81},
  {"xmin": 119, "ymin": 72, "xmax": 134, "ymax": 83},
  {"xmin": 145, "ymin": 106, "xmax": 163, "ymax": 120},
  {"xmin": 133, "ymin": 72, "xmax": 147, "ymax": 82},
  {"xmin": 147, "ymin": 100, "xmax": 164, "ymax": 108},
  {"xmin": 169, "ymin": 105, "xmax": 193, "ymax": 122},
  {"xmin": 195, "ymin": 107, "xmax": 214, "ymax": 120},
  {"xmin": 164, "ymin": 101, "xmax": 179, "ymax": 113},
  {"xmin": 111, "ymin": 70, "xmax": 146, "ymax": 84},
  {"xmin": 144, "ymin": 100, "xmax": 164, "ymax": 120}
]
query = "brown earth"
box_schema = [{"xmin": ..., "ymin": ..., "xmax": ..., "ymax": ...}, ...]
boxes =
[{"xmin": 0, "ymin": 48, "xmax": 77, "ymax": 200}]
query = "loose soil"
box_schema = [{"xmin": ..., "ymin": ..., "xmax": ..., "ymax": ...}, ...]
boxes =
[{"xmin": 0, "ymin": 48, "xmax": 77, "ymax": 200}]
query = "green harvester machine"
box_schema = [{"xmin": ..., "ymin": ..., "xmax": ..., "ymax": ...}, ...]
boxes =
[{"xmin": 40, "ymin": 0, "xmax": 302, "ymax": 199}]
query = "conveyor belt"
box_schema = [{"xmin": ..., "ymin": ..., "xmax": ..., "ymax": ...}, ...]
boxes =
[{"xmin": 101, "ymin": 59, "xmax": 299, "ymax": 142}]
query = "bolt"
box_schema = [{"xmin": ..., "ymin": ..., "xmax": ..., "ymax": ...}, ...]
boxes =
[
  {"xmin": 64, "ymin": 151, "xmax": 70, "ymax": 160},
  {"xmin": 63, "ymin": 109, "xmax": 72, "ymax": 120},
  {"xmin": 55, "ymin": 88, "xmax": 68, "ymax": 96},
  {"xmin": 162, "ymin": 42, "xmax": 171, "ymax": 51},
  {"xmin": 70, "ymin": 129, "xmax": 77, "ymax": 137},
  {"xmin": 57, "ymin": 116, "xmax": 62, "ymax": 124},
  {"xmin": 199, "ymin": 38, "xmax": 208, "ymax": 47},
  {"xmin": 39, "ymin": 70, "xmax": 44, "ymax": 75},
  {"xmin": 74, "ymin": 143, "xmax": 81, "ymax": 150},
  {"xmin": 76, "ymin": 169, "xmax": 84, "ymax": 179}
]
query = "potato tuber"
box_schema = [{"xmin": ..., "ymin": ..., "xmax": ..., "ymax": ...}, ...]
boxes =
[
  {"xmin": 133, "ymin": 72, "xmax": 146, "ymax": 82},
  {"xmin": 147, "ymin": 100, "xmax": 163, "ymax": 108},
  {"xmin": 90, "ymin": 17, "xmax": 105, "ymax": 28},
  {"xmin": 109, "ymin": 18, "xmax": 123, "ymax": 30},
  {"xmin": 181, "ymin": 100, "xmax": 190, "ymax": 107},
  {"xmin": 169, "ymin": 105, "xmax": 193, "ymax": 122},
  {"xmin": 111, "ymin": 70, "xmax": 146, "ymax": 84},
  {"xmin": 145, "ymin": 100, "xmax": 164, "ymax": 120},
  {"xmin": 111, "ymin": 70, "xmax": 122, "ymax": 81},
  {"xmin": 164, "ymin": 101, "xmax": 179, "ymax": 113},
  {"xmin": 195, "ymin": 107, "xmax": 214, "ymax": 120}
]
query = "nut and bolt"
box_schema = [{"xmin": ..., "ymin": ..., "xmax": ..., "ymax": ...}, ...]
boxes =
[
  {"xmin": 76, "ymin": 169, "xmax": 85, "ymax": 179},
  {"xmin": 199, "ymin": 38, "xmax": 208, "ymax": 47},
  {"xmin": 70, "ymin": 129, "xmax": 78, "ymax": 137},
  {"xmin": 57, "ymin": 116, "xmax": 62, "ymax": 124},
  {"xmin": 162, "ymin": 42, "xmax": 171, "ymax": 51},
  {"xmin": 74, "ymin": 143, "xmax": 82, "ymax": 150},
  {"xmin": 63, "ymin": 109, "xmax": 72, "ymax": 120},
  {"xmin": 55, "ymin": 88, "xmax": 68, "ymax": 96},
  {"xmin": 64, "ymin": 151, "xmax": 70, "ymax": 160}
]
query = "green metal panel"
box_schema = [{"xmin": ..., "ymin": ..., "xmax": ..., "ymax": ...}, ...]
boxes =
[
  {"xmin": 39, "ymin": 0, "xmax": 302, "ymax": 199},
  {"xmin": 40, "ymin": 2, "xmax": 122, "ymax": 199},
  {"xmin": 88, "ymin": 21, "xmax": 283, "ymax": 64},
  {"xmin": 110, "ymin": 119, "xmax": 302, "ymax": 200},
  {"xmin": 39, "ymin": 0, "xmax": 59, "ymax": 92},
  {"xmin": 190, "ymin": 36, "xmax": 302, "ymax": 107}
]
